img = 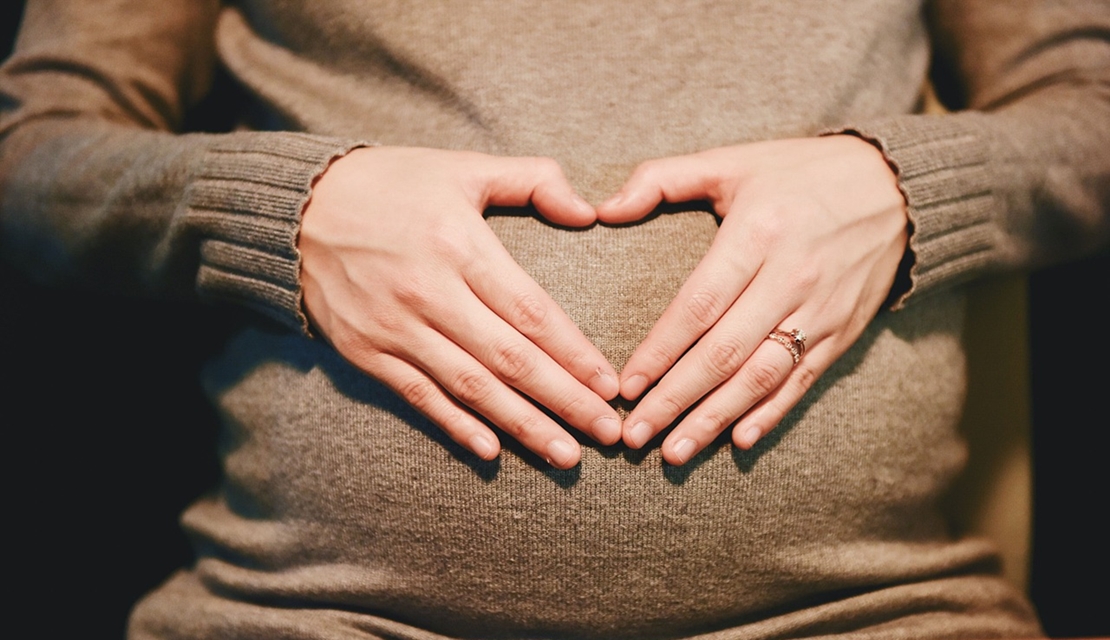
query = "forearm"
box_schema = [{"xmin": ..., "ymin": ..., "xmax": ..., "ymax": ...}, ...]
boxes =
[
  {"xmin": 0, "ymin": 0, "xmax": 364, "ymax": 331},
  {"xmin": 0, "ymin": 119, "xmax": 361, "ymax": 330},
  {"xmin": 838, "ymin": 0, "xmax": 1110, "ymax": 307}
]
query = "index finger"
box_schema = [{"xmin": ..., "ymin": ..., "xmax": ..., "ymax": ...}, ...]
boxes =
[
  {"xmin": 618, "ymin": 219, "xmax": 762, "ymax": 400},
  {"xmin": 596, "ymin": 153, "xmax": 726, "ymax": 223},
  {"xmin": 464, "ymin": 225, "xmax": 620, "ymax": 401},
  {"xmin": 473, "ymin": 154, "xmax": 597, "ymax": 227}
]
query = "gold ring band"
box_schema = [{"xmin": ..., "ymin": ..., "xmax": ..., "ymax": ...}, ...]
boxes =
[{"xmin": 768, "ymin": 328, "xmax": 807, "ymax": 366}]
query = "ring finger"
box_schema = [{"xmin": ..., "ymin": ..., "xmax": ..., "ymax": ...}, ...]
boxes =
[
  {"xmin": 622, "ymin": 273, "xmax": 794, "ymax": 449},
  {"xmin": 661, "ymin": 323, "xmax": 814, "ymax": 465},
  {"xmin": 732, "ymin": 338, "xmax": 836, "ymax": 450}
]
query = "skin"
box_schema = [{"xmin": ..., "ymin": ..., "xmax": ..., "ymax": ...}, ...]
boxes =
[
  {"xmin": 299, "ymin": 136, "xmax": 908, "ymax": 468},
  {"xmin": 299, "ymin": 147, "xmax": 621, "ymax": 470},
  {"xmin": 596, "ymin": 135, "xmax": 910, "ymax": 465}
]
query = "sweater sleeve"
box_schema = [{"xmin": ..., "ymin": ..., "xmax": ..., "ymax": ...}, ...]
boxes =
[
  {"xmin": 832, "ymin": 0, "xmax": 1110, "ymax": 308},
  {"xmin": 0, "ymin": 0, "xmax": 364, "ymax": 332}
]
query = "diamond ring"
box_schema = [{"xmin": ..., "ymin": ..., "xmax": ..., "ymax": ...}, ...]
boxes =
[{"xmin": 767, "ymin": 328, "xmax": 807, "ymax": 366}]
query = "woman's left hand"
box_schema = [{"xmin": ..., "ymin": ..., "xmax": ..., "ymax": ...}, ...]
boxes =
[{"xmin": 596, "ymin": 135, "xmax": 910, "ymax": 465}]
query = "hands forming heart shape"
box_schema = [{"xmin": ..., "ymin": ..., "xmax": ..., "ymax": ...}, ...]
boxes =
[{"xmin": 299, "ymin": 137, "xmax": 909, "ymax": 469}]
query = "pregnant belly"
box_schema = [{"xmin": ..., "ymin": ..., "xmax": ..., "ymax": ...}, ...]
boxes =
[{"xmin": 184, "ymin": 212, "xmax": 975, "ymax": 638}]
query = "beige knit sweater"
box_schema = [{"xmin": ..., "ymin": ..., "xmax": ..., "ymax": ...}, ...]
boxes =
[{"xmin": 2, "ymin": 1, "xmax": 1108, "ymax": 638}]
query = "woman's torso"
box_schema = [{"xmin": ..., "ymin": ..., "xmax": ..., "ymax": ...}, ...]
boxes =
[{"xmin": 130, "ymin": 2, "xmax": 1041, "ymax": 638}]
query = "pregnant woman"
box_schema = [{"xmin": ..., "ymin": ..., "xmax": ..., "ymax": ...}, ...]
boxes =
[{"xmin": 2, "ymin": 1, "xmax": 1107, "ymax": 638}]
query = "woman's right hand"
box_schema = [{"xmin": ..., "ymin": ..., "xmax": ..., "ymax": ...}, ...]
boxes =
[{"xmin": 299, "ymin": 147, "xmax": 621, "ymax": 469}]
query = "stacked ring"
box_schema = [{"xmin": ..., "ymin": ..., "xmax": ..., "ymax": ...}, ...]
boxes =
[{"xmin": 768, "ymin": 328, "xmax": 807, "ymax": 366}]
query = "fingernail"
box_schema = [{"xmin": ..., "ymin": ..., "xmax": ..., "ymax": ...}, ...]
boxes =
[
  {"xmin": 738, "ymin": 426, "xmax": 761, "ymax": 449},
  {"xmin": 593, "ymin": 415, "xmax": 621, "ymax": 445},
  {"xmin": 672, "ymin": 438, "xmax": 697, "ymax": 464},
  {"xmin": 590, "ymin": 368, "xmax": 619, "ymax": 399},
  {"xmin": 469, "ymin": 434, "xmax": 497, "ymax": 460},
  {"xmin": 627, "ymin": 420, "xmax": 654, "ymax": 449},
  {"xmin": 622, "ymin": 374, "xmax": 649, "ymax": 400},
  {"xmin": 546, "ymin": 440, "xmax": 578, "ymax": 468}
]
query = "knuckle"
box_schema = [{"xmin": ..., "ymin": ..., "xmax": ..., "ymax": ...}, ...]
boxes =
[
  {"xmin": 742, "ymin": 358, "xmax": 784, "ymax": 398},
  {"xmin": 426, "ymin": 222, "xmax": 473, "ymax": 264},
  {"xmin": 532, "ymin": 156, "xmax": 563, "ymax": 179},
  {"xmin": 631, "ymin": 159, "xmax": 661, "ymax": 184},
  {"xmin": 500, "ymin": 413, "xmax": 540, "ymax": 439},
  {"xmin": 506, "ymin": 292, "xmax": 548, "ymax": 334},
  {"xmin": 490, "ymin": 340, "xmax": 535, "ymax": 384},
  {"xmin": 705, "ymin": 339, "xmax": 746, "ymax": 377},
  {"xmin": 374, "ymin": 307, "xmax": 412, "ymax": 337},
  {"xmin": 392, "ymin": 278, "xmax": 434, "ymax": 308},
  {"xmin": 343, "ymin": 328, "xmax": 394, "ymax": 361},
  {"xmin": 452, "ymin": 368, "xmax": 495, "ymax": 406},
  {"xmin": 792, "ymin": 261, "xmax": 821, "ymax": 292},
  {"xmin": 657, "ymin": 393, "xmax": 687, "ymax": 419},
  {"xmin": 749, "ymin": 214, "xmax": 785, "ymax": 247},
  {"xmin": 794, "ymin": 364, "xmax": 819, "ymax": 391},
  {"xmin": 554, "ymin": 392, "xmax": 587, "ymax": 420},
  {"xmin": 397, "ymin": 377, "xmax": 438, "ymax": 412},
  {"xmin": 685, "ymin": 287, "xmax": 726, "ymax": 328},
  {"xmin": 695, "ymin": 408, "xmax": 733, "ymax": 437},
  {"xmin": 643, "ymin": 341, "xmax": 676, "ymax": 372},
  {"xmin": 560, "ymin": 348, "xmax": 591, "ymax": 376}
]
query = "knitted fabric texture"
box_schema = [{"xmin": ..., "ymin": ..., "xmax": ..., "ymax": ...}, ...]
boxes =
[{"xmin": 3, "ymin": 1, "xmax": 1107, "ymax": 638}]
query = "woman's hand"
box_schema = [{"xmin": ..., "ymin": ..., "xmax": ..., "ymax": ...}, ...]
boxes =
[
  {"xmin": 596, "ymin": 136, "xmax": 909, "ymax": 465},
  {"xmin": 299, "ymin": 147, "xmax": 621, "ymax": 469}
]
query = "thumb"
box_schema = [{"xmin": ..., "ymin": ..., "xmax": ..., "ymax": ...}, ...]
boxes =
[
  {"xmin": 596, "ymin": 154, "xmax": 722, "ymax": 224},
  {"xmin": 479, "ymin": 156, "xmax": 596, "ymax": 227}
]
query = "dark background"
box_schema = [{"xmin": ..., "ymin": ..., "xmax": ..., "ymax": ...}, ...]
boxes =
[{"xmin": 2, "ymin": 3, "xmax": 1107, "ymax": 637}]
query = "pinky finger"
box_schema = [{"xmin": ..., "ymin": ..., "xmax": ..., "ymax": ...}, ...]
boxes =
[
  {"xmin": 731, "ymin": 346, "xmax": 829, "ymax": 450},
  {"xmin": 374, "ymin": 354, "xmax": 502, "ymax": 461}
]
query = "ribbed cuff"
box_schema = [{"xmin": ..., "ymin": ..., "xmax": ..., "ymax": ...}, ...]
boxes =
[
  {"xmin": 186, "ymin": 132, "xmax": 367, "ymax": 333},
  {"xmin": 826, "ymin": 114, "xmax": 994, "ymax": 309}
]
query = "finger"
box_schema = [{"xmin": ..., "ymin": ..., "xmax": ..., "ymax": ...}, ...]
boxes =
[
  {"xmin": 596, "ymin": 153, "xmax": 723, "ymax": 224},
  {"xmin": 433, "ymin": 290, "xmax": 622, "ymax": 445},
  {"xmin": 371, "ymin": 353, "xmax": 502, "ymax": 461},
  {"xmin": 618, "ymin": 218, "xmax": 762, "ymax": 400},
  {"xmin": 402, "ymin": 327, "xmax": 584, "ymax": 469},
  {"xmin": 732, "ymin": 341, "xmax": 832, "ymax": 450},
  {"xmin": 661, "ymin": 339, "xmax": 795, "ymax": 465},
  {"xmin": 622, "ymin": 271, "xmax": 790, "ymax": 449},
  {"xmin": 464, "ymin": 227, "xmax": 621, "ymax": 401},
  {"xmin": 477, "ymin": 155, "xmax": 596, "ymax": 227}
]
